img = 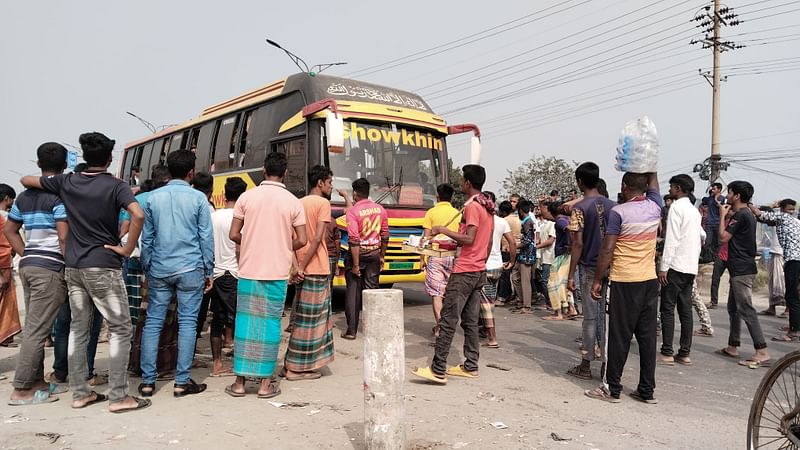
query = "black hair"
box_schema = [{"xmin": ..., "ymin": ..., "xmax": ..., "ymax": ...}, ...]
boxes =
[
  {"xmin": 663, "ymin": 194, "xmax": 676, "ymax": 202},
  {"xmin": 308, "ymin": 165, "xmax": 333, "ymax": 190},
  {"xmin": 78, "ymin": 132, "xmax": 115, "ymax": 166},
  {"xmin": 352, "ymin": 178, "xmax": 370, "ymax": 198},
  {"xmin": 264, "ymin": 151, "xmax": 288, "ymax": 177},
  {"xmin": 597, "ymin": 178, "xmax": 609, "ymax": 198},
  {"xmin": 498, "ymin": 200, "xmax": 513, "ymax": 216},
  {"xmin": 727, "ymin": 180, "xmax": 754, "ymax": 203},
  {"xmin": 518, "ymin": 199, "xmax": 531, "ymax": 214},
  {"xmin": 575, "ymin": 162, "xmax": 600, "ymax": 189},
  {"xmin": 547, "ymin": 201, "xmax": 561, "ymax": 217},
  {"xmin": 549, "ymin": 189, "xmax": 559, "ymax": 196},
  {"xmin": 622, "ymin": 172, "xmax": 648, "ymax": 193},
  {"xmin": 483, "ymin": 191, "xmax": 496, "ymax": 203},
  {"xmin": 436, "ymin": 183, "xmax": 455, "ymax": 202},
  {"xmin": 167, "ymin": 150, "xmax": 197, "ymax": 179},
  {"xmin": 461, "ymin": 164, "xmax": 486, "ymax": 190},
  {"xmin": 73, "ymin": 163, "xmax": 88, "ymax": 173},
  {"xmin": 37, "ymin": 142, "xmax": 68, "ymax": 173},
  {"xmin": 150, "ymin": 165, "xmax": 171, "ymax": 186},
  {"xmin": 669, "ymin": 174, "xmax": 695, "ymax": 195},
  {"xmin": 510, "ymin": 193, "xmax": 520, "ymax": 200},
  {"xmin": 131, "ymin": 166, "xmax": 140, "ymax": 172},
  {"xmin": 0, "ymin": 183, "xmax": 16, "ymax": 202},
  {"xmin": 224, "ymin": 177, "xmax": 248, "ymax": 202},
  {"xmin": 139, "ymin": 179, "xmax": 155, "ymax": 193},
  {"xmin": 779, "ymin": 198, "xmax": 797, "ymax": 210},
  {"xmin": 191, "ymin": 171, "xmax": 213, "ymax": 196},
  {"xmin": 711, "ymin": 182, "xmax": 723, "ymax": 191}
]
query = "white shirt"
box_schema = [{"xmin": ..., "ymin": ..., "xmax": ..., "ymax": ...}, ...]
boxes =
[
  {"xmin": 763, "ymin": 223, "xmax": 784, "ymax": 255},
  {"xmin": 660, "ymin": 197, "xmax": 702, "ymax": 275},
  {"xmin": 212, "ymin": 208, "xmax": 238, "ymax": 279},
  {"xmin": 538, "ymin": 220, "xmax": 557, "ymax": 265},
  {"xmin": 486, "ymin": 215, "xmax": 511, "ymax": 270}
]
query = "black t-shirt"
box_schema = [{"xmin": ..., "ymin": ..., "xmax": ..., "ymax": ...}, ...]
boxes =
[
  {"xmin": 726, "ymin": 208, "xmax": 758, "ymax": 276},
  {"xmin": 40, "ymin": 172, "xmax": 136, "ymax": 269}
]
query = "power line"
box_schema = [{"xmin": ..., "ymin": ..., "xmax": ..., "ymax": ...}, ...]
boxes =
[
  {"xmin": 746, "ymin": 6, "xmax": 800, "ymax": 22},
  {"xmin": 345, "ymin": 0, "xmax": 587, "ymax": 77}
]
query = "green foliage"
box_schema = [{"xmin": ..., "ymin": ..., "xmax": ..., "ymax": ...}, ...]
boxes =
[
  {"xmin": 447, "ymin": 158, "xmax": 467, "ymax": 209},
  {"xmin": 501, "ymin": 155, "xmax": 578, "ymax": 201}
]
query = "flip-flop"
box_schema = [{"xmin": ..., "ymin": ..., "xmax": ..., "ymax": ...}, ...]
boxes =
[
  {"xmin": 257, "ymin": 383, "xmax": 282, "ymax": 399},
  {"xmin": 716, "ymin": 348, "xmax": 738, "ymax": 358},
  {"xmin": 568, "ymin": 314, "xmax": 583, "ymax": 321},
  {"xmin": 758, "ymin": 310, "xmax": 777, "ymax": 316},
  {"xmin": 43, "ymin": 383, "xmax": 68, "ymax": 395},
  {"xmin": 209, "ymin": 370, "xmax": 235, "ymax": 377},
  {"xmin": 8, "ymin": 389, "xmax": 58, "ymax": 406},
  {"xmin": 657, "ymin": 359, "xmax": 675, "ymax": 366},
  {"xmin": 411, "ymin": 366, "xmax": 447, "ymax": 384},
  {"xmin": 109, "ymin": 396, "xmax": 150, "ymax": 414},
  {"xmin": 481, "ymin": 342, "xmax": 500, "ymax": 349},
  {"xmin": 72, "ymin": 392, "xmax": 108, "ymax": 409},
  {"xmin": 675, "ymin": 357, "xmax": 693, "ymax": 366},
  {"xmin": 739, "ymin": 359, "xmax": 772, "ymax": 369},
  {"xmin": 771, "ymin": 335, "xmax": 800, "ymax": 342},
  {"xmin": 285, "ymin": 371, "xmax": 322, "ymax": 381},
  {"xmin": 225, "ymin": 384, "xmax": 246, "ymax": 398}
]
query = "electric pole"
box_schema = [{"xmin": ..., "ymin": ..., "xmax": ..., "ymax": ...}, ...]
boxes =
[{"xmin": 690, "ymin": 0, "xmax": 742, "ymax": 184}]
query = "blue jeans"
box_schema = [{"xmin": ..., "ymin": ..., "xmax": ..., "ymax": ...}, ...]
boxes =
[
  {"xmin": 52, "ymin": 301, "xmax": 102, "ymax": 381},
  {"xmin": 141, "ymin": 269, "xmax": 204, "ymax": 385}
]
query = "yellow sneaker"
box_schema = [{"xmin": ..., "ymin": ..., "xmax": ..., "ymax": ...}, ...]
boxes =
[
  {"xmin": 446, "ymin": 364, "xmax": 479, "ymax": 378},
  {"xmin": 411, "ymin": 366, "xmax": 447, "ymax": 384}
]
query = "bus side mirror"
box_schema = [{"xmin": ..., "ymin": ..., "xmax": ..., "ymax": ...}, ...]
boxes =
[
  {"xmin": 326, "ymin": 111, "xmax": 344, "ymax": 154},
  {"xmin": 470, "ymin": 136, "xmax": 481, "ymax": 164}
]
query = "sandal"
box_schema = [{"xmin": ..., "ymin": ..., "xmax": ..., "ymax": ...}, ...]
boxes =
[
  {"xmin": 174, "ymin": 379, "xmax": 207, "ymax": 397},
  {"xmin": 629, "ymin": 391, "xmax": 659, "ymax": 404},
  {"xmin": 446, "ymin": 364, "xmax": 479, "ymax": 378},
  {"xmin": 341, "ymin": 333, "xmax": 356, "ymax": 340},
  {"xmin": 585, "ymin": 386, "xmax": 620, "ymax": 403},
  {"xmin": 257, "ymin": 381, "xmax": 282, "ymax": 399},
  {"xmin": 716, "ymin": 348, "xmax": 738, "ymax": 359},
  {"xmin": 482, "ymin": 342, "xmax": 500, "ymax": 349},
  {"xmin": 771, "ymin": 335, "xmax": 800, "ymax": 342},
  {"xmin": 109, "ymin": 396, "xmax": 151, "ymax": 414},
  {"xmin": 8, "ymin": 390, "xmax": 59, "ymax": 406},
  {"xmin": 138, "ymin": 382, "xmax": 155, "ymax": 397},
  {"xmin": 739, "ymin": 358, "xmax": 772, "ymax": 369},
  {"xmin": 285, "ymin": 371, "xmax": 322, "ymax": 381},
  {"xmin": 411, "ymin": 366, "xmax": 447, "ymax": 385},
  {"xmin": 225, "ymin": 384, "xmax": 246, "ymax": 398},
  {"xmin": 693, "ymin": 329, "xmax": 714, "ymax": 337},
  {"xmin": 674, "ymin": 356, "xmax": 693, "ymax": 366},
  {"xmin": 72, "ymin": 391, "xmax": 108, "ymax": 409}
]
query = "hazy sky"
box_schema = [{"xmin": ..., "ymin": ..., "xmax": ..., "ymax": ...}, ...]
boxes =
[{"xmin": 2, "ymin": 1, "xmax": 798, "ymax": 202}]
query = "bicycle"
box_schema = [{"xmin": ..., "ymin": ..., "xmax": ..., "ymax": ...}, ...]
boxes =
[{"xmin": 747, "ymin": 349, "xmax": 800, "ymax": 449}]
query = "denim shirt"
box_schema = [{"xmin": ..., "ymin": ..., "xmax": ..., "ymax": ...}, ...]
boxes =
[
  {"xmin": 516, "ymin": 215, "xmax": 537, "ymax": 265},
  {"xmin": 141, "ymin": 179, "xmax": 214, "ymax": 278}
]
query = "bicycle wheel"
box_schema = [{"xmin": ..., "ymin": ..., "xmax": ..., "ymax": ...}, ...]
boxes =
[{"xmin": 748, "ymin": 349, "xmax": 800, "ymax": 449}]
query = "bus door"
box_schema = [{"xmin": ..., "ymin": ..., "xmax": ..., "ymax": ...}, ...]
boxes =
[{"xmin": 271, "ymin": 135, "xmax": 307, "ymax": 198}]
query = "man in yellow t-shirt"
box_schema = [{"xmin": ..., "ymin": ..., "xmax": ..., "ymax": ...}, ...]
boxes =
[{"xmin": 422, "ymin": 184, "xmax": 461, "ymax": 338}]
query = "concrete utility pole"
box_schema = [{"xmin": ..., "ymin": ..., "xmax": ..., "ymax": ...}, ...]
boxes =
[
  {"xmin": 363, "ymin": 289, "xmax": 406, "ymax": 449},
  {"xmin": 690, "ymin": 0, "xmax": 741, "ymax": 184}
]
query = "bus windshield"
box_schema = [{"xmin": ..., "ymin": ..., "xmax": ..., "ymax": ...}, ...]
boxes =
[{"xmin": 329, "ymin": 121, "xmax": 443, "ymax": 208}]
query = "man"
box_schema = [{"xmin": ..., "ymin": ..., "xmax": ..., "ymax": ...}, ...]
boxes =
[
  {"xmin": 586, "ymin": 172, "xmax": 661, "ymax": 404},
  {"xmin": 509, "ymin": 194, "xmax": 520, "ymax": 212},
  {"xmin": 482, "ymin": 191, "xmax": 515, "ymax": 348},
  {"xmin": 512, "ymin": 200, "xmax": 536, "ymax": 314},
  {"xmin": 283, "ymin": 166, "xmax": 336, "ymax": 380},
  {"xmin": 495, "ymin": 201, "xmax": 516, "ymax": 304},
  {"xmin": 21, "ymin": 131, "xmax": 148, "ymax": 413},
  {"xmin": 226, "ymin": 152, "xmax": 307, "ymax": 398},
  {"xmin": 566, "ymin": 162, "xmax": 616, "ymax": 380},
  {"xmin": 343, "ymin": 178, "xmax": 389, "ymax": 339},
  {"xmin": 758, "ymin": 205, "xmax": 787, "ymax": 317},
  {"xmin": 209, "ymin": 177, "xmax": 247, "ymax": 376},
  {"xmin": 412, "ymin": 164, "xmax": 494, "ymax": 384},
  {"xmin": 541, "ymin": 200, "xmax": 578, "ymax": 320},
  {"xmin": 705, "ymin": 182, "xmax": 725, "ymax": 308},
  {"xmin": 749, "ymin": 199, "xmax": 799, "ymax": 341},
  {"xmin": 718, "ymin": 181, "xmax": 770, "ymax": 367},
  {"xmin": 4, "ymin": 143, "xmax": 69, "ymax": 405},
  {"xmin": 191, "ymin": 171, "xmax": 215, "ymax": 341},
  {"xmin": 0, "ymin": 184, "xmax": 21, "ymax": 349},
  {"xmin": 139, "ymin": 150, "xmax": 213, "ymax": 398},
  {"xmin": 549, "ymin": 190, "xmax": 560, "ymax": 203},
  {"xmin": 422, "ymin": 184, "xmax": 461, "ymax": 338},
  {"xmin": 657, "ymin": 175, "xmax": 702, "ymax": 366},
  {"xmin": 503, "ymin": 199, "xmax": 522, "ymax": 305},
  {"xmin": 130, "ymin": 166, "xmax": 141, "ymax": 186}
]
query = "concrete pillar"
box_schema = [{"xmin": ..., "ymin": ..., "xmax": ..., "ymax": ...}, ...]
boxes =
[{"xmin": 363, "ymin": 288, "xmax": 406, "ymax": 450}]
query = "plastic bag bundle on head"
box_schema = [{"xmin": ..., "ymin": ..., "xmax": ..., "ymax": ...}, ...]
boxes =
[{"xmin": 615, "ymin": 116, "xmax": 659, "ymax": 173}]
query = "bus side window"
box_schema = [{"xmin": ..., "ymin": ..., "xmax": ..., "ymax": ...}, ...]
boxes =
[
  {"xmin": 171, "ymin": 133, "xmax": 183, "ymax": 151},
  {"xmin": 213, "ymin": 115, "xmax": 238, "ymax": 172},
  {"xmin": 236, "ymin": 109, "xmax": 254, "ymax": 167},
  {"xmin": 273, "ymin": 137, "xmax": 306, "ymax": 197},
  {"xmin": 138, "ymin": 142, "xmax": 156, "ymax": 178},
  {"xmin": 188, "ymin": 127, "xmax": 201, "ymax": 150},
  {"xmin": 158, "ymin": 137, "xmax": 170, "ymax": 165},
  {"xmin": 194, "ymin": 122, "xmax": 217, "ymax": 173}
]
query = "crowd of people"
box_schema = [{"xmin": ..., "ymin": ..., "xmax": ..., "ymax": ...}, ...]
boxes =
[{"xmin": 0, "ymin": 131, "xmax": 796, "ymax": 411}]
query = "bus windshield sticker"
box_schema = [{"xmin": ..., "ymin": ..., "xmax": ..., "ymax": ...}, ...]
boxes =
[{"xmin": 344, "ymin": 122, "xmax": 442, "ymax": 152}]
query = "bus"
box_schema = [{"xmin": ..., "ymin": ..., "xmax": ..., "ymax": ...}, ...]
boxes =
[{"xmin": 119, "ymin": 73, "xmax": 481, "ymax": 286}]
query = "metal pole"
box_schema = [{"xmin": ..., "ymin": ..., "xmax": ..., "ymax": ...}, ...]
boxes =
[
  {"xmin": 363, "ymin": 288, "xmax": 406, "ymax": 449},
  {"xmin": 710, "ymin": 0, "xmax": 722, "ymax": 183}
]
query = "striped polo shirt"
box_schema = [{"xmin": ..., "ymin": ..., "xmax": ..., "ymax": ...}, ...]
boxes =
[
  {"xmin": 606, "ymin": 189, "xmax": 663, "ymax": 283},
  {"xmin": 7, "ymin": 189, "xmax": 68, "ymax": 271}
]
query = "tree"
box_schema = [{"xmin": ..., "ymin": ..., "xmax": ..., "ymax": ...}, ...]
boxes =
[
  {"xmin": 501, "ymin": 155, "xmax": 577, "ymax": 201},
  {"xmin": 446, "ymin": 157, "xmax": 467, "ymax": 209}
]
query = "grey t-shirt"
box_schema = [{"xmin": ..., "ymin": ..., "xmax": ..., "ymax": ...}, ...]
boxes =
[{"xmin": 40, "ymin": 172, "xmax": 136, "ymax": 269}]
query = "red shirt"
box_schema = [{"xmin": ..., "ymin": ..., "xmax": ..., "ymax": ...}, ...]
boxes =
[
  {"xmin": 453, "ymin": 197, "xmax": 494, "ymax": 273},
  {"xmin": 346, "ymin": 199, "xmax": 389, "ymax": 249}
]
